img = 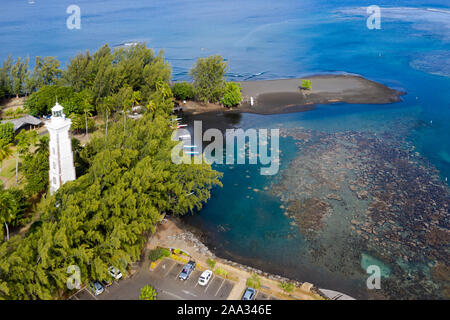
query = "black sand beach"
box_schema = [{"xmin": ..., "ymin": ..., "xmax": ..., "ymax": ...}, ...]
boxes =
[{"xmin": 182, "ymin": 74, "xmax": 405, "ymax": 116}]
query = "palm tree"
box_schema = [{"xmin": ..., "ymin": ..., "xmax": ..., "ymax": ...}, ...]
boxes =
[
  {"xmin": 0, "ymin": 191, "xmax": 17, "ymax": 241},
  {"xmin": 145, "ymin": 101, "xmax": 156, "ymax": 120},
  {"xmin": 155, "ymin": 80, "xmax": 171, "ymax": 102},
  {"xmin": 131, "ymin": 91, "xmax": 141, "ymax": 109},
  {"xmin": 122, "ymin": 98, "xmax": 132, "ymax": 133},
  {"xmin": 69, "ymin": 113, "xmax": 84, "ymax": 135},
  {"xmin": 0, "ymin": 142, "xmax": 13, "ymax": 172},
  {"xmin": 101, "ymin": 96, "xmax": 114, "ymax": 140},
  {"xmin": 35, "ymin": 136, "xmax": 49, "ymax": 157},
  {"xmin": 82, "ymin": 103, "xmax": 94, "ymax": 141}
]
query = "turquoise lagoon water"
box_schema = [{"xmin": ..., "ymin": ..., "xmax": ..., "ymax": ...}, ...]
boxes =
[{"xmin": 1, "ymin": 0, "xmax": 449, "ymax": 298}]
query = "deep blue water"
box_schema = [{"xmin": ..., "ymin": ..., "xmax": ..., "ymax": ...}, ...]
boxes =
[{"xmin": 1, "ymin": 0, "xmax": 449, "ymax": 298}]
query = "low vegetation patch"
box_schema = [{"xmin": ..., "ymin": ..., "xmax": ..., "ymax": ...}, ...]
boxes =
[
  {"xmin": 148, "ymin": 247, "xmax": 171, "ymax": 262},
  {"xmin": 139, "ymin": 285, "xmax": 157, "ymax": 300},
  {"xmin": 206, "ymin": 258, "xmax": 216, "ymax": 269},
  {"xmin": 246, "ymin": 273, "xmax": 261, "ymax": 289},
  {"xmin": 221, "ymin": 82, "xmax": 242, "ymax": 107},
  {"xmin": 214, "ymin": 268, "xmax": 228, "ymax": 277},
  {"xmin": 301, "ymin": 79, "xmax": 312, "ymax": 90},
  {"xmin": 279, "ymin": 282, "xmax": 295, "ymax": 293}
]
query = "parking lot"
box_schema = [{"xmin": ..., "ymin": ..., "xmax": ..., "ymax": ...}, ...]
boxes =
[
  {"xmin": 71, "ymin": 257, "xmax": 235, "ymax": 300},
  {"xmin": 255, "ymin": 290, "xmax": 279, "ymax": 300},
  {"xmin": 150, "ymin": 258, "xmax": 235, "ymax": 300}
]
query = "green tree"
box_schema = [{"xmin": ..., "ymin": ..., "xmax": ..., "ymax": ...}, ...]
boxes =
[
  {"xmin": 14, "ymin": 130, "xmax": 38, "ymax": 184},
  {"xmin": 246, "ymin": 273, "xmax": 261, "ymax": 289},
  {"xmin": 0, "ymin": 141, "xmax": 13, "ymax": 172},
  {"xmin": 189, "ymin": 55, "xmax": 228, "ymax": 103},
  {"xmin": 114, "ymin": 85, "xmax": 133, "ymax": 132},
  {"xmin": 69, "ymin": 113, "xmax": 85, "ymax": 134},
  {"xmin": 32, "ymin": 56, "xmax": 62, "ymax": 88},
  {"xmin": 63, "ymin": 51, "xmax": 94, "ymax": 92},
  {"xmin": 221, "ymin": 82, "xmax": 242, "ymax": 107},
  {"xmin": 131, "ymin": 90, "xmax": 141, "ymax": 108},
  {"xmin": 11, "ymin": 57, "xmax": 29, "ymax": 97},
  {"xmin": 206, "ymin": 258, "xmax": 216, "ymax": 269},
  {"xmin": 139, "ymin": 285, "xmax": 157, "ymax": 300},
  {"xmin": 24, "ymin": 85, "xmax": 84, "ymax": 116},
  {"xmin": 0, "ymin": 189, "xmax": 18, "ymax": 241},
  {"xmin": 21, "ymin": 136, "xmax": 50, "ymax": 196},
  {"xmin": 80, "ymin": 90, "xmax": 95, "ymax": 141},
  {"xmin": 148, "ymin": 80, "xmax": 173, "ymax": 119},
  {"xmin": 98, "ymin": 96, "xmax": 115, "ymax": 139},
  {"xmin": 172, "ymin": 82, "xmax": 195, "ymax": 100},
  {"xmin": 0, "ymin": 56, "xmax": 13, "ymax": 99},
  {"xmin": 0, "ymin": 122, "xmax": 15, "ymax": 144}
]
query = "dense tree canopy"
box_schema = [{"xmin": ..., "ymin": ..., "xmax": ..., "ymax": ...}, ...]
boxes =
[
  {"xmin": 24, "ymin": 85, "xmax": 87, "ymax": 116},
  {"xmin": 0, "ymin": 123, "xmax": 15, "ymax": 144},
  {"xmin": 0, "ymin": 83, "xmax": 222, "ymax": 300},
  {"xmin": 189, "ymin": 55, "xmax": 228, "ymax": 103},
  {"xmin": 0, "ymin": 45, "xmax": 223, "ymax": 300},
  {"xmin": 172, "ymin": 82, "xmax": 195, "ymax": 101},
  {"xmin": 21, "ymin": 136, "xmax": 50, "ymax": 196},
  {"xmin": 63, "ymin": 44, "xmax": 171, "ymax": 108}
]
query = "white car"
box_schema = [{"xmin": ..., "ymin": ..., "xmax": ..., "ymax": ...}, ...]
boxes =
[
  {"xmin": 198, "ymin": 270, "xmax": 213, "ymax": 286},
  {"xmin": 108, "ymin": 266, "xmax": 123, "ymax": 280}
]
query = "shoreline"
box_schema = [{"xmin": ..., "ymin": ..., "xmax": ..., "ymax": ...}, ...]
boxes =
[
  {"xmin": 148, "ymin": 217, "xmax": 330, "ymax": 300},
  {"xmin": 182, "ymin": 74, "xmax": 406, "ymax": 116},
  {"xmin": 179, "ymin": 217, "xmax": 362, "ymax": 299}
]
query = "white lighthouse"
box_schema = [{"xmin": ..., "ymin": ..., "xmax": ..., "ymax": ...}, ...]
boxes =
[{"xmin": 45, "ymin": 102, "xmax": 76, "ymax": 194}]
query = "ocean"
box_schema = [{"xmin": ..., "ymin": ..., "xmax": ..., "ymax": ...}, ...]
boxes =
[{"xmin": 1, "ymin": 0, "xmax": 449, "ymax": 299}]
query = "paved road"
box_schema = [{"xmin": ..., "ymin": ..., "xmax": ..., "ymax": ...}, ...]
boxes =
[{"xmin": 73, "ymin": 258, "xmax": 235, "ymax": 300}]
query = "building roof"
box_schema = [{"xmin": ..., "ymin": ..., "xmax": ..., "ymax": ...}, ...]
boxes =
[
  {"xmin": 1, "ymin": 115, "xmax": 43, "ymax": 131},
  {"xmin": 52, "ymin": 102, "xmax": 64, "ymax": 112}
]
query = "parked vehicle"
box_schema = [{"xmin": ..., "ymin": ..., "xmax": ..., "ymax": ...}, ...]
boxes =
[
  {"xmin": 101, "ymin": 280, "xmax": 112, "ymax": 288},
  {"xmin": 198, "ymin": 270, "xmax": 213, "ymax": 286},
  {"xmin": 88, "ymin": 281, "xmax": 104, "ymax": 296},
  {"xmin": 179, "ymin": 260, "xmax": 196, "ymax": 280},
  {"xmin": 108, "ymin": 266, "xmax": 123, "ymax": 280},
  {"xmin": 172, "ymin": 102, "xmax": 183, "ymax": 114},
  {"xmin": 242, "ymin": 287, "xmax": 256, "ymax": 300}
]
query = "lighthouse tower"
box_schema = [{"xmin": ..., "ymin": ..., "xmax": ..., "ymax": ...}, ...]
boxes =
[{"xmin": 45, "ymin": 102, "xmax": 76, "ymax": 194}]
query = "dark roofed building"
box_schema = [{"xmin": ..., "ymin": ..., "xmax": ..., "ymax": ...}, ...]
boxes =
[{"xmin": 1, "ymin": 115, "xmax": 43, "ymax": 133}]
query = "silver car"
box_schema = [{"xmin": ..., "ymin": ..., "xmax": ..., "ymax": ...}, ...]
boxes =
[
  {"xmin": 242, "ymin": 287, "xmax": 256, "ymax": 300},
  {"xmin": 88, "ymin": 281, "xmax": 104, "ymax": 296},
  {"xmin": 179, "ymin": 261, "xmax": 196, "ymax": 280}
]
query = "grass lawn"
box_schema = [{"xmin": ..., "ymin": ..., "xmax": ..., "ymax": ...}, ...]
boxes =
[{"xmin": 0, "ymin": 147, "xmax": 25, "ymax": 188}]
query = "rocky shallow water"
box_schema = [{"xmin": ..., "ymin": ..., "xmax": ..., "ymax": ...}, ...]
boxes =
[{"xmin": 272, "ymin": 122, "xmax": 449, "ymax": 300}]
